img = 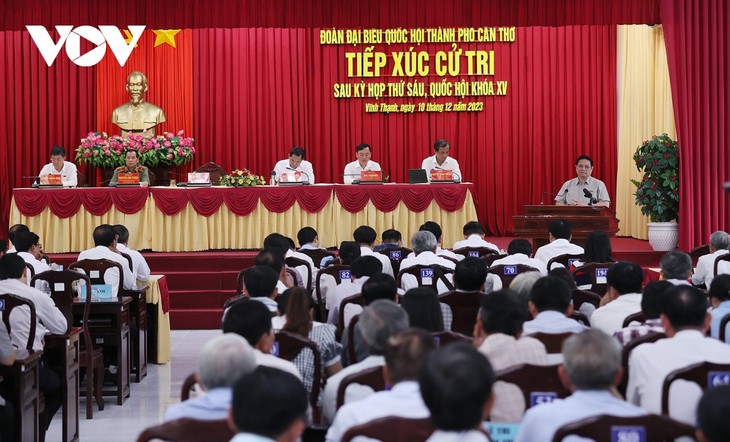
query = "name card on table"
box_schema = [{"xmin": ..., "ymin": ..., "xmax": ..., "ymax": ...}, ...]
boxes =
[
  {"xmin": 611, "ymin": 426, "xmax": 646, "ymax": 442},
  {"xmin": 40, "ymin": 174, "xmax": 63, "ymax": 185},
  {"xmin": 118, "ymin": 173, "xmax": 140, "ymax": 185},
  {"xmin": 359, "ymin": 170, "xmax": 383, "ymax": 182},
  {"xmin": 91, "ymin": 284, "xmax": 113, "ymax": 299},
  {"xmin": 430, "ymin": 169, "xmax": 453, "ymax": 181}
]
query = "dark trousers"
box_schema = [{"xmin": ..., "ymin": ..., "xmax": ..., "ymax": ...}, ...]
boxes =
[{"xmin": 39, "ymin": 362, "xmax": 61, "ymax": 429}]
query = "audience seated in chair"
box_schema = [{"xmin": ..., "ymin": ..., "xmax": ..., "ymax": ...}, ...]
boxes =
[
  {"xmin": 452, "ymin": 221, "xmax": 499, "ymax": 254},
  {"xmin": 317, "ymin": 241, "xmax": 360, "ymax": 313},
  {"xmin": 708, "ymin": 275, "xmax": 730, "ymax": 343},
  {"xmin": 399, "ymin": 231, "xmax": 456, "ymax": 294},
  {"xmin": 6, "ymin": 223, "xmax": 29, "ymax": 254},
  {"xmin": 322, "ymin": 300, "xmax": 409, "ymax": 424},
  {"xmin": 373, "ymin": 229, "xmax": 403, "ymax": 253},
  {"xmin": 296, "ymin": 227, "xmax": 335, "ymax": 268},
  {"xmin": 473, "ymin": 289, "xmax": 547, "ymax": 422},
  {"xmin": 401, "ymin": 288, "xmax": 448, "ymax": 332},
  {"xmin": 692, "ymin": 231, "xmax": 730, "ymax": 289},
  {"xmin": 13, "ymin": 230, "xmax": 51, "ymax": 285},
  {"xmin": 328, "ymin": 256, "xmax": 382, "ymax": 326},
  {"xmin": 507, "ymin": 271, "xmax": 542, "ymax": 305},
  {"xmin": 626, "ymin": 285, "xmax": 730, "ymax": 424},
  {"xmin": 222, "ymin": 300, "xmax": 301, "ymax": 380},
  {"xmin": 523, "ymin": 276, "xmax": 588, "ymax": 337},
  {"xmin": 419, "ymin": 343, "xmax": 495, "ymax": 442},
  {"xmin": 77, "ymin": 224, "xmax": 137, "ymax": 296},
  {"xmin": 590, "ymin": 262, "xmax": 644, "ymax": 335},
  {"xmin": 406, "ymin": 221, "xmax": 464, "ymax": 263},
  {"xmin": 112, "ymin": 224, "xmax": 151, "ymax": 283},
  {"xmin": 228, "ymin": 366, "xmax": 308, "ymax": 442},
  {"xmin": 696, "ymin": 385, "xmax": 730, "ymax": 442},
  {"xmin": 515, "ymin": 330, "xmax": 646, "ymax": 441},
  {"xmin": 439, "ymin": 257, "xmax": 487, "ymax": 335},
  {"xmin": 242, "ymin": 265, "xmax": 281, "ymax": 314},
  {"xmin": 164, "ymin": 334, "xmax": 256, "ymax": 422},
  {"xmin": 354, "ymin": 226, "xmax": 394, "ymax": 277},
  {"xmin": 265, "ymin": 233, "xmax": 313, "ymax": 289},
  {"xmin": 534, "ymin": 219, "xmax": 584, "ymax": 267},
  {"xmin": 0, "ymin": 253, "xmax": 67, "ymax": 428},
  {"xmin": 326, "ymin": 329, "xmax": 435, "ymax": 442},
  {"xmin": 491, "ymin": 238, "xmax": 547, "ymax": 275},
  {"xmin": 613, "ymin": 280, "xmax": 671, "ymax": 346},
  {"xmin": 659, "ymin": 250, "xmax": 693, "ymax": 286},
  {"xmin": 0, "ymin": 322, "xmax": 15, "ymax": 441}
]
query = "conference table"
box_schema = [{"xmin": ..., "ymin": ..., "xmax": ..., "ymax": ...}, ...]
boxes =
[{"xmin": 10, "ymin": 184, "xmax": 478, "ymax": 253}]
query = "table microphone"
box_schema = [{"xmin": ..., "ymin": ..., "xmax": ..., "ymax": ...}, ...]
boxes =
[
  {"xmin": 540, "ymin": 192, "xmax": 555, "ymax": 205},
  {"xmin": 286, "ymin": 167, "xmax": 310, "ymax": 184}
]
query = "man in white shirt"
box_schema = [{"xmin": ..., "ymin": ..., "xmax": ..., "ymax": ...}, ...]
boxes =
[
  {"xmin": 164, "ymin": 333, "xmax": 256, "ymax": 422},
  {"xmin": 659, "ymin": 250, "xmax": 693, "ymax": 286},
  {"xmin": 491, "ymin": 239, "xmax": 548, "ymax": 275},
  {"xmin": 318, "ymin": 242, "xmax": 361, "ymax": 311},
  {"xmin": 326, "ymin": 329, "xmax": 434, "ymax": 442},
  {"xmin": 692, "ymin": 231, "xmax": 730, "ymax": 289},
  {"xmin": 343, "ymin": 143, "xmax": 381, "ymax": 184},
  {"xmin": 112, "ymin": 224, "xmax": 150, "ymax": 283},
  {"xmin": 420, "ymin": 139, "xmax": 462, "ymax": 182},
  {"xmin": 77, "ymin": 224, "xmax": 137, "ymax": 296},
  {"xmin": 626, "ymin": 285, "xmax": 730, "ymax": 425},
  {"xmin": 0, "ymin": 253, "xmax": 67, "ymax": 426},
  {"xmin": 399, "ymin": 231, "xmax": 455, "ymax": 294},
  {"xmin": 327, "ymin": 256, "xmax": 382, "ymax": 325},
  {"xmin": 354, "ymin": 226, "xmax": 394, "ymax": 277},
  {"xmin": 264, "ymin": 233, "xmax": 314, "ymax": 289},
  {"xmin": 6, "ymin": 224, "xmax": 29, "ymax": 254},
  {"xmin": 243, "ymin": 265, "xmax": 281, "ymax": 314},
  {"xmin": 554, "ymin": 154, "xmax": 610, "ymax": 207},
  {"xmin": 222, "ymin": 300, "xmax": 302, "ymax": 380},
  {"xmin": 322, "ymin": 300, "xmax": 409, "ymax": 423},
  {"xmin": 273, "ymin": 146, "xmax": 315, "ymax": 184},
  {"xmin": 413, "ymin": 221, "xmax": 464, "ymax": 261},
  {"xmin": 38, "ymin": 145, "xmax": 78, "ymax": 187},
  {"xmin": 13, "ymin": 230, "xmax": 50, "ymax": 283},
  {"xmin": 452, "ymin": 221, "xmax": 499, "ymax": 253},
  {"xmin": 534, "ymin": 220, "xmax": 585, "ymax": 267},
  {"xmin": 523, "ymin": 276, "xmax": 588, "ymax": 336},
  {"xmin": 516, "ymin": 330, "xmax": 646, "ymax": 442},
  {"xmin": 420, "ymin": 342, "xmax": 495, "ymax": 442},
  {"xmin": 590, "ymin": 262, "xmax": 643, "ymax": 335}
]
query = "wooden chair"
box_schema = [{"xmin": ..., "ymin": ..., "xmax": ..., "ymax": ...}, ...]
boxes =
[
  {"xmin": 714, "ymin": 253, "xmax": 730, "ymax": 277},
  {"xmin": 120, "ymin": 252, "xmax": 134, "ymax": 272},
  {"xmin": 24, "ymin": 263, "xmax": 35, "ymax": 280},
  {"xmin": 569, "ymin": 311, "xmax": 590, "ymax": 327},
  {"xmin": 431, "ymin": 330, "xmax": 472, "ymax": 347},
  {"xmin": 551, "ymin": 413, "xmax": 695, "ymax": 442},
  {"xmin": 337, "ymin": 294, "xmax": 365, "ymax": 339},
  {"xmin": 547, "ymin": 253, "xmax": 585, "ymax": 271},
  {"xmin": 481, "ymin": 253, "xmax": 507, "ymax": 267},
  {"xmin": 0, "ymin": 293, "xmax": 37, "ymax": 350},
  {"xmin": 315, "ymin": 264, "xmax": 351, "ymax": 320},
  {"xmin": 194, "ymin": 162, "xmax": 227, "ymax": 186},
  {"xmin": 572, "ymin": 262, "xmax": 614, "ymax": 295},
  {"xmin": 397, "ymin": 264, "xmax": 454, "ymax": 293},
  {"xmin": 76, "ymin": 170, "xmax": 86, "ymax": 187},
  {"xmin": 298, "ymin": 248, "xmax": 336, "ymax": 269},
  {"xmin": 136, "ymin": 418, "xmax": 233, "ymax": 442},
  {"xmin": 618, "ymin": 332, "xmax": 666, "ymax": 395},
  {"xmin": 525, "ymin": 332, "xmax": 575, "ymax": 354},
  {"xmin": 347, "ymin": 314, "xmax": 360, "ymax": 365},
  {"xmin": 622, "ymin": 311, "xmax": 646, "ymax": 328},
  {"xmin": 342, "ymin": 416, "xmax": 435, "ymax": 442},
  {"xmin": 571, "ymin": 289, "xmax": 601, "ymax": 310},
  {"xmin": 495, "ymin": 364, "xmax": 570, "ymax": 410},
  {"xmin": 487, "ymin": 264, "xmax": 539, "ymax": 288},
  {"xmin": 273, "ymin": 331, "xmax": 323, "ymax": 424},
  {"xmin": 68, "ymin": 259, "xmax": 124, "ymax": 296},
  {"xmin": 336, "ymin": 365, "xmax": 386, "ymax": 409},
  {"xmin": 720, "ymin": 313, "xmax": 730, "ymax": 342},
  {"xmin": 235, "ymin": 267, "xmax": 249, "ymax": 297},
  {"xmin": 453, "ymin": 247, "xmax": 499, "ymax": 259},
  {"xmin": 661, "ymin": 361, "xmax": 730, "ymax": 415},
  {"xmin": 690, "ymin": 243, "xmax": 710, "ymax": 266},
  {"xmin": 438, "ymin": 290, "xmax": 484, "ymax": 336},
  {"xmin": 286, "ymin": 256, "xmax": 313, "ymax": 292},
  {"xmin": 180, "ymin": 372, "xmax": 198, "ymax": 401},
  {"xmin": 32, "ymin": 269, "xmax": 106, "ymax": 418},
  {"xmin": 147, "ymin": 170, "xmax": 157, "ymax": 186},
  {"xmin": 377, "ymin": 246, "xmax": 412, "ymax": 275}
]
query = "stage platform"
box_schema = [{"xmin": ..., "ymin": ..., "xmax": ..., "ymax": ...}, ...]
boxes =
[{"xmin": 49, "ymin": 237, "xmax": 665, "ymax": 329}]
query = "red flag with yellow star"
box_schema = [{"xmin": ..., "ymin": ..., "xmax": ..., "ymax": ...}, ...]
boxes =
[{"xmin": 95, "ymin": 28, "xmax": 193, "ymax": 138}]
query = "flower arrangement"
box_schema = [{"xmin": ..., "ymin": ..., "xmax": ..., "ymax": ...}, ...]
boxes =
[
  {"xmin": 630, "ymin": 133, "xmax": 679, "ymax": 222},
  {"xmin": 220, "ymin": 169, "xmax": 266, "ymax": 187},
  {"xmin": 76, "ymin": 130, "xmax": 195, "ymax": 168}
]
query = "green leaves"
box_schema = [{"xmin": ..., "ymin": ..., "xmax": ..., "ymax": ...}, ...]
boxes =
[{"xmin": 632, "ymin": 134, "xmax": 679, "ymax": 223}]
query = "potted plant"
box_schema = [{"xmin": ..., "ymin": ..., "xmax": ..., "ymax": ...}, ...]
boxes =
[{"xmin": 631, "ymin": 133, "xmax": 679, "ymax": 251}]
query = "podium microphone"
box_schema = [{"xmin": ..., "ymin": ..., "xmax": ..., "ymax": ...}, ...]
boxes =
[{"xmin": 583, "ymin": 188, "xmax": 598, "ymax": 205}]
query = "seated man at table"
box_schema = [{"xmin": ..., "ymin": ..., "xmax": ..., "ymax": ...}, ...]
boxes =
[
  {"xmin": 452, "ymin": 221, "xmax": 499, "ymax": 253},
  {"xmin": 343, "ymin": 143, "xmax": 381, "ymax": 184},
  {"xmin": 273, "ymin": 146, "xmax": 315, "ymax": 184},
  {"xmin": 420, "ymin": 139, "xmax": 462, "ymax": 182},
  {"xmin": 112, "ymin": 224, "xmax": 150, "ymax": 283},
  {"xmin": 110, "ymin": 150, "xmax": 150, "ymax": 186},
  {"xmin": 13, "ymin": 230, "xmax": 50, "ymax": 281},
  {"xmin": 0, "ymin": 253, "xmax": 67, "ymax": 427},
  {"xmin": 78, "ymin": 224, "xmax": 137, "ymax": 296},
  {"xmin": 38, "ymin": 145, "xmax": 78, "ymax": 187},
  {"xmin": 164, "ymin": 333, "xmax": 256, "ymax": 422}
]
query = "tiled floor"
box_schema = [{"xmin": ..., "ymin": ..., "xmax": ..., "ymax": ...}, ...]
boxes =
[{"xmin": 46, "ymin": 329, "xmax": 220, "ymax": 442}]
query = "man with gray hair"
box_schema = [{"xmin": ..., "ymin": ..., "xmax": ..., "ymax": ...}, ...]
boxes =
[
  {"xmin": 692, "ymin": 231, "xmax": 730, "ymax": 289},
  {"xmin": 515, "ymin": 330, "xmax": 646, "ymax": 441},
  {"xmin": 321, "ymin": 299, "xmax": 409, "ymax": 423},
  {"xmin": 164, "ymin": 333, "xmax": 256, "ymax": 422},
  {"xmin": 398, "ymin": 231, "xmax": 456, "ymax": 294},
  {"xmin": 660, "ymin": 250, "xmax": 693, "ymax": 285}
]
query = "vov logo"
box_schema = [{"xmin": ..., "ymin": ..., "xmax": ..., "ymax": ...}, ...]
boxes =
[{"xmin": 26, "ymin": 25, "xmax": 145, "ymax": 67}]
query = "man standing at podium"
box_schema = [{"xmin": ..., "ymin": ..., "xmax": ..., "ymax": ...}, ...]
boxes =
[{"xmin": 555, "ymin": 155, "xmax": 610, "ymax": 207}]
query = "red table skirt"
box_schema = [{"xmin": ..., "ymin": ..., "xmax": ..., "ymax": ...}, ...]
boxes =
[{"xmin": 13, "ymin": 188, "xmax": 148, "ymax": 218}]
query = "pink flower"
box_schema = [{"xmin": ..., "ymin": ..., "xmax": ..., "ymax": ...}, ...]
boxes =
[
  {"xmin": 166, "ymin": 154, "xmax": 173, "ymax": 159},
  {"xmin": 177, "ymin": 130, "xmax": 184, "ymax": 136},
  {"xmin": 84, "ymin": 151, "xmax": 91, "ymax": 158},
  {"xmin": 164, "ymin": 141, "xmax": 172, "ymax": 147},
  {"xmin": 166, "ymin": 132, "xmax": 174, "ymax": 138},
  {"xmin": 104, "ymin": 150, "xmax": 111, "ymax": 156}
]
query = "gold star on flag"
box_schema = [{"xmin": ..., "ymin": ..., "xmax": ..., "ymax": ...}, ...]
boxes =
[
  {"xmin": 123, "ymin": 29, "xmax": 140, "ymax": 47},
  {"xmin": 152, "ymin": 29, "xmax": 181, "ymax": 48}
]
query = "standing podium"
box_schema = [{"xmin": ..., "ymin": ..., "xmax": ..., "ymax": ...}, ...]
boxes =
[{"xmin": 513, "ymin": 205, "xmax": 620, "ymax": 249}]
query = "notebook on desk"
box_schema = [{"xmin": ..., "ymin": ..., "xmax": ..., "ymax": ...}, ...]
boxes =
[{"xmin": 408, "ymin": 169, "xmax": 428, "ymax": 184}]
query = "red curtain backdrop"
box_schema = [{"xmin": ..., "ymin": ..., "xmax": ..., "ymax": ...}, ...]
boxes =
[
  {"xmin": 193, "ymin": 26, "xmax": 617, "ymax": 235},
  {"xmin": 660, "ymin": 0, "xmax": 730, "ymax": 250}
]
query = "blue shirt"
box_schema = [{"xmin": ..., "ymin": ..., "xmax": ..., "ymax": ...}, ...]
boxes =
[
  {"xmin": 164, "ymin": 387, "xmax": 231, "ymax": 422},
  {"xmin": 710, "ymin": 300, "xmax": 730, "ymax": 343}
]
